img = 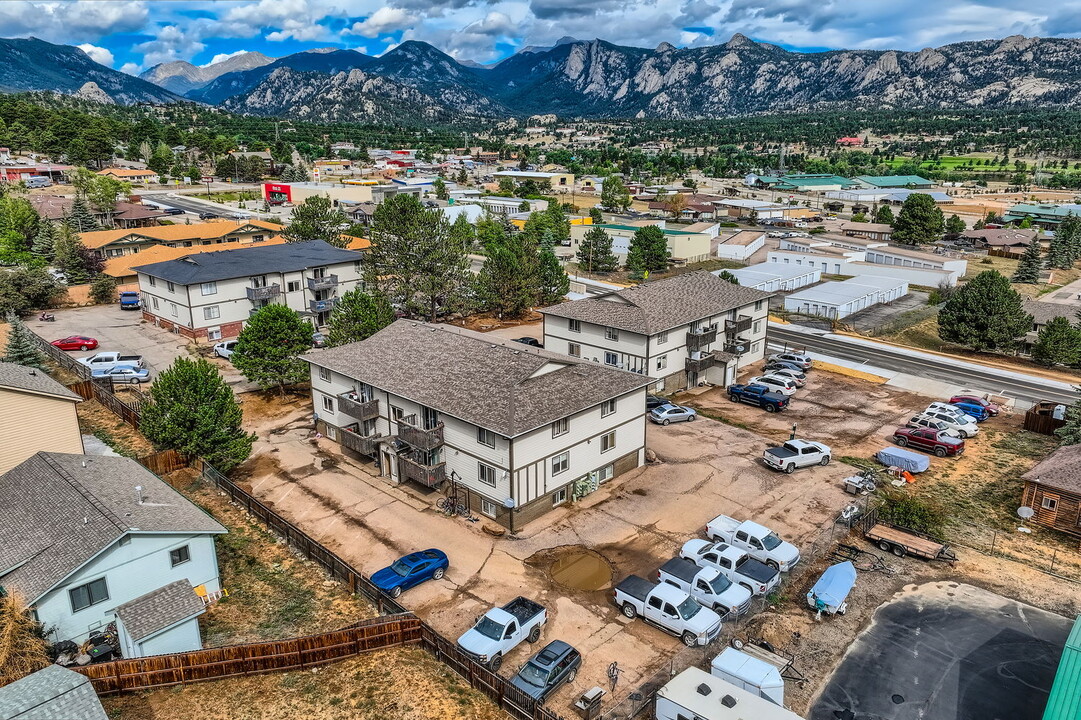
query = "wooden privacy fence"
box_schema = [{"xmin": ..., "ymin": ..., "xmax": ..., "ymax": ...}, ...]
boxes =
[
  {"xmin": 1025, "ymin": 403, "xmax": 1068, "ymax": 436},
  {"xmin": 66, "ymin": 378, "xmax": 145, "ymax": 427},
  {"xmin": 75, "ymin": 615, "xmax": 422, "ymax": 695},
  {"xmin": 136, "ymin": 449, "xmax": 189, "ymax": 475}
]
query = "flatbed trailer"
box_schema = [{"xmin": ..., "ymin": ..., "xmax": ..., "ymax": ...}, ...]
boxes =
[{"xmin": 864, "ymin": 523, "xmax": 957, "ymax": 562}]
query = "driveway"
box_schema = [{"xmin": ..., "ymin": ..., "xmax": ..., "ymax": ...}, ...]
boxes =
[
  {"xmin": 235, "ymin": 405, "xmax": 857, "ymax": 713},
  {"xmin": 810, "ymin": 582, "xmax": 1072, "ymax": 720}
]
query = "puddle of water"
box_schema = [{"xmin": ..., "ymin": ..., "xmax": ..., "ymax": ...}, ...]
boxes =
[{"xmin": 550, "ymin": 549, "xmax": 613, "ymax": 591}]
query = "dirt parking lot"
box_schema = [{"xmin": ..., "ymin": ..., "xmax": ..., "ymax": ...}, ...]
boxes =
[{"xmin": 233, "ymin": 400, "xmax": 857, "ymax": 713}]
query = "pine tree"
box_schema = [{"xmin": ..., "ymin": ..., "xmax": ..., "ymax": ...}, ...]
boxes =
[
  {"xmin": 1031, "ymin": 316, "xmax": 1081, "ymax": 367},
  {"xmin": 1055, "ymin": 389, "xmax": 1081, "ymax": 446},
  {"xmin": 873, "ymin": 205, "xmax": 894, "ymax": 225},
  {"xmin": 432, "ymin": 177, "xmax": 448, "ymax": 200},
  {"xmin": 140, "ymin": 357, "xmax": 254, "ymax": 471},
  {"xmin": 475, "ymin": 233, "xmax": 537, "ymax": 318},
  {"xmin": 589, "ymin": 208, "xmax": 603, "ymax": 224},
  {"xmin": 53, "ymin": 225, "xmax": 102, "ymax": 284},
  {"xmin": 892, "ymin": 193, "xmax": 945, "ymax": 245},
  {"xmin": 626, "ymin": 225, "xmax": 670, "ymax": 274},
  {"xmin": 3, "ymin": 313, "xmax": 46, "ymax": 370},
  {"xmin": 66, "ymin": 197, "xmax": 98, "ymax": 232},
  {"xmin": 31, "ymin": 221, "xmax": 55, "ymax": 261},
  {"xmin": 1012, "ymin": 239, "xmax": 1043, "ymax": 283},
  {"xmin": 938, "ymin": 270, "xmax": 1032, "ymax": 351},
  {"xmin": 716, "ymin": 270, "xmax": 740, "ymax": 285},
  {"xmin": 1050, "ymin": 214, "xmax": 1081, "ymax": 268},
  {"xmin": 283, "ymin": 195, "xmax": 347, "ymax": 246},
  {"xmin": 945, "ymin": 214, "xmax": 966, "ymax": 235},
  {"xmin": 230, "ymin": 304, "xmax": 312, "ymax": 396},
  {"xmin": 536, "ymin": 245, "xmax": 569, "ymax": 306},
  {"xmin": 448, "ymin": 214, "xmax": 476, "ymax": 252},
  {"xmin": 577, "ymin": 225, "xmax": 618, "ymax": 272},
  {"xmin": 325, "ymin": 288, "xmax": 396, "ymax": 347}
]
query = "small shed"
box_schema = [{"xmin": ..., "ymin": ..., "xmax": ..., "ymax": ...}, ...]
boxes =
[
  {"xmin": 1042, "ymin": 615, "xmax": 1081, "ymax": 720},
  {"xmin": 115, "ymin": 579, "xmax": 206, "ymax": 658},
  {"xmin": 0, "ymin": 665, "xmax": 108, "ymax": 720},
  {"xmin": 1021, "ymin": 445, "xmax": 1081, "ymax": 539}
]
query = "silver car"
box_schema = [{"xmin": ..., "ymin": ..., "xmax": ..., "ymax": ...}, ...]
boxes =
[{"xmin": 650, "ymin": 403, "xmax": 698, "ymax": 425}]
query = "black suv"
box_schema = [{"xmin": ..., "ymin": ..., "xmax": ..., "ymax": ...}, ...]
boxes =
[{"xmin": 510, "ymin": 640, "xmax": 581, "ymax": 701}]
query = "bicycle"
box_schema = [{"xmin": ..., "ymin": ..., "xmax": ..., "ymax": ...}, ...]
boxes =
[{"xmin": 436, "ymin": 494, "xmax": 468, "ymax": 516}]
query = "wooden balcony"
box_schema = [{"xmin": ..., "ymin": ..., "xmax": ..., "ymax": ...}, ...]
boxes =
[
  {"xmin": 685, "ymin": 352, "xmax": 717, "ymax": 374},
  {"xmin": 398, "ymin": 456, "xmax": 446, "ymax": 488},
  {"xmin": 340, "ymin": 428, "xmax": 382, "ymax": 456},
  {"xmin": 686, "ymin": 325, "xmax": 717, "ymax": 351},
  {"xmin": 246, "ymin": 283, "xmax": 280, "ymax": 301},
  {"xmin": 338, "ymin": 393, "xmax": 379, "ymax": 421},
  {"xmin": 725, "ymin": 315, "xmax": 752, "ymax": 335},
  {"xmin": 309, "ymin": 298, "xmax": 337, "ymax": 314},
  {"xmin": 307, "ymin": 274, "xmax": 339, "ymax": 292},
  {"xmin": 724, "ymin": 340, "xmax": 749, "ymax": 356},
  {"xmin": 398, "ymin": 417, "xmax": 445, "ymax": 451}
]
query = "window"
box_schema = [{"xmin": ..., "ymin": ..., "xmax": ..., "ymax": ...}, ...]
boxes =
[
  {"xmin": 553, "ymin": 488, "xmax": 567, "ymax": 506},
  {"xmin": 166, "ymin": 281, "xmax": 175, "ymax": 292},
  {"xmin": 253, "ymin": 235, "xmax": 265, "ymax": 242},
  {"xmin": 203, "ymin": 305, "xmax": 220, "ymax": 320},
  {"xmin": 605, "ymin": 327, "xmax": 619, "ymax": 341},
  {"xmin": 604, "ymin": 352, "xmax": 618, "ymax": 366},
  {"xmin": 477, "ymin": 427, "xmax": 496, "ymax": 448},
  {"xmin": 551, "ymin": 452, "xmax": 569, "ymax": 475},
  {"xmin": 170, "ymin": 303, "xmax": 178, "ymax": 317},
  {"xmin": 657, "ymin": 330, "xmax": 668, "ymax": 344},
  {"xmin": 287, "ymin": 281, "xmax": 301, "ymax": 292},
  {"xmin": 1042, "ymin": 496, "xmax": 1058, "ymax": 510},
  {"xmin": 552, "ymin": 417, "xmax": 569, "ymax": 437},
  {"xmin": 318, "ymin": 367, "xmax": 331, "ymax": 381},
  {"xmin": 147, "ymin": 275, "xmax": 156, "ymax": 287},
  {"xmin": 200, "ymin": 281, "xmax": 217, "ymax": 296},
  {"xmin": 481, "ymin": 499, "xmax": 497, "ymax": 517},
  {"xmin": 601, "ymin": 399, "xmax": 616, "ymax": 417},
  {"xmin": 755, "ymin": 300, "xmax": 764, "ymax": 311},
  {"xmin": 568, "ymin": 343, "xmax": 581, "ymax": 358},
  {"xmin": 207, "ymin": 327, "xmax": 222, "ymax": 341},
  {"xmin": 69, "ymin": 578, "xmax": 108, "ymax": 613},
  {"xmin": 170, "ymin": 545, "xmax": 190, "ymax": 567},
  {"xmin": 753, "ymin": 320, "xmax": 762, "ymax": 334},
  {"xmin": 152, "ymin": 296, "xmax": 159, "ymax": 310},
  {"xmin": 568, "ymin": 319, "xmax": 581, "ymax": 333},
  {"xmin": 600, "ymin": 431, "xmax": 616, "ymax": 453},
  {"xmin": 656, "ymin": 355, "xmax": 668, "ymax": 371},
  {"xmin": 322, "ymin": 394, "xmax": 335, "ymax": 412},
  {"xmin": 478, "ymin": 463, "xmax": 497, "ymax": 487}
]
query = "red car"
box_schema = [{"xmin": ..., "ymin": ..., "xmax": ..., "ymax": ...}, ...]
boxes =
[
  {"xmin": 893, "ymin": 427, "xmax": 965, "ymax": 457},
  {"xmin": 948, "ymin": 395, "xmax": 1000, "ymax": 417},
  {"xmin": 51, "ymin": 336, "xmax": 98, "ymax": 351}
]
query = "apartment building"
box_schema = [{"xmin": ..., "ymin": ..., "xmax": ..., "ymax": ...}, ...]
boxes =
[
  {"xmin": 79, "ymin": 220, "xmax": 283, "ymax": 259},
  {"xmin": 134, "ymin": 240, "xmax": 364, "ymax": 341},
  {"xmin": 540, "ymin": 271, "xmax": 774, "ymax": 393},
  {"xmin": 304, "ymin": 321, "xmax": 651, "ymax": 530}
]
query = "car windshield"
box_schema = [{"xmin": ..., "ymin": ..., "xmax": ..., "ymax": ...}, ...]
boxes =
[
  {"xmin": 708, "ymin": 574, "xmax": 733, "ymax": 594},
  {"xmin": 677, "ymin": 597, "xmax": 701, "ymax": 620},
  {"xmin": 389, "ymin": 560, "xmax": 411, "ymax": 577},
  {"xmin": 762, "ymin": 533, "xmax": 783, "ymax": 551},
  {"xmin": 517, "ymin": 662, "xmax": 550, "ymax": 688},
  {"xmin": 474, "ymin": 617, "xmax": 506, "ymax": 641}
]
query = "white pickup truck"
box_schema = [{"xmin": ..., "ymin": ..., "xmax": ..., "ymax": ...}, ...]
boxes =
[
  {"xmin": 656, "ymin": 557, "xmax": 752, "ymax": 618},
  {"xmin": 705, "ymin": 516, "xmax": 801, "ymax": 572},
  {"xmin": 77, "ymin": 351, "xmax": 145, "ymax": 372},
  {"xmin": 612, "ymin": 575, "xmax": 722, "ymax": 647},
  {"xmin": 456, "ymin": 597, "xmax": 546, "ymax": 671},
  {"xmin": 762, "ymin": 439, "xmax": 831, "ymax": 473},
  {"xmin": 680, "ymin": 540, "xmax": 780, "ymax": 596}
]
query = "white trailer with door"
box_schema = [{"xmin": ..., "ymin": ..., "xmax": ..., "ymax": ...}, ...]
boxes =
[
  {"xmin": 710, "ymin": 647, "xmax": 785, "ymax": 706},
  {"xmin": 655, "ymin": 667, "xmax": 804, "ymax": 720}
]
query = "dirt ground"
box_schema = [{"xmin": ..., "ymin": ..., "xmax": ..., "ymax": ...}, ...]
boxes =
[{"xmin": 77, "ymin": 398, "xmax": 155, "ymax": 457}]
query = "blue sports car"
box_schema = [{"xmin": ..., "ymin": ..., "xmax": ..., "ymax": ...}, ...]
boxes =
[{"xmin": 371, "ymin": 549, "xmax": 449, "ymax": 598}]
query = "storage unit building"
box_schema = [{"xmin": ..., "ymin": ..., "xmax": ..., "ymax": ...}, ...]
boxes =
[
  {"xmin": 724, "ymin": 263, "xmax": 821, "ymax": 292},
  {"xmin": 783, "ymin": 276, "xmax": 908, "ymax": 319}
]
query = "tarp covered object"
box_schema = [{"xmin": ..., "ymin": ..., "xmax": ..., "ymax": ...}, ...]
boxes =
[
  {"xmin": 808, "ymin": 561, "xmax": 857, "ymax": 609},
  {"xmin": 876, "ymin": 446, "xmax": 930, "ymax": 473}
]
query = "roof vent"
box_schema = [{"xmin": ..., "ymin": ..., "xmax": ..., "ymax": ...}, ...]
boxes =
[
  {"xmin": 696, "ymin": 684, "xmax": 712, "ymax": 697},
  {"xmin": 721, "ymin": 695, "xmax": 737, "ymax": 708},
  {"xmin": 28, "ymin": 369, "xmax": 36, "ymax": 376},
  {"xmin": 134, "ymin": 485, "xmax": 145, "ymax": 505}
]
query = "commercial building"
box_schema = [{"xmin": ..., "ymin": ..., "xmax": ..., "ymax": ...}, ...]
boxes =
[
  {"xmin": 568, "ymin": 222, "xmax": 713, "ymax": 264},
  {"xmin": 135, "ymin": 239, "xmax": 365, "ymax": 341},
  {"xmin": 262, "ymin": 181, "xmax": 421, "ymax": 206},
  {"xmin": 468, "ymin": 195, "xmax": 548, "ymax": 215},
  {"xmin": 715, "ymin": 230, "xmax": 765, "ymax": 261},
  {"xmin": 493, "ymin": 170, "xmax": 575, "ymax": 188},
  {"xmin": 840, "ymin": 221, "xmax": 894, "ymax": 242},
  {"xmin": 541, "ymin": 271, "xmax": 773, "ymax": 392},
  {"xmin": 783, "ymin": 276, "xmax": 909, "ymax": 319},
  {"xmin": 0, "ymin": 362, "xmax": 83, "ymax": 473},
  {"xmin": 825, "ymin": 188, "xmax": 953, "ymax": 204},
  {"xmin": 304, "ymin": 321, "xmax": 650, "ymax": 530},
  {"xmin": 772, "ymin": 234, "xmax": 967, "ymax": 286},
  {"xmin": 1003, "ymin": 203, "xmax": 1081, "ymax": 229},
  {"xmin": 750, "ymin": 174, "xmax": 858, "ymax": 192},
  {"xmin": 715, "ymin": 198, "xmax": 790, "ymax": 220},
  {"xmin": 851, "ymin": 175, "xmax": 934, "ymax": 189},
  {"xmin": 724, "ymin": 263, "xmax": 821, "ymax": 292}
]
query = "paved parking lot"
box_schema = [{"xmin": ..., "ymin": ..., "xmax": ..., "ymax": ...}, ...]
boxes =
[{"xmin": 810, "ymin": 582, "xmax": 1072, "ymax": 720}]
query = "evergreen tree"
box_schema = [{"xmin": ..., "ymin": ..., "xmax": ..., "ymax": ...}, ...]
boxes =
[
  {"xmin": 1054, "ymin": 389, "xmax": 1081, "ymax": 446},
  {"xmin": 600, "ymin": 175, "xmax": 631, "ymax": 212},
  {"xmin": 576, "ymin": 225, "xmax": 618, "ymax": 272},
  {"xmin": 0, "ymin": 267, "xmax": 63, "ymax": 315},
  {"xmin": 1012, "ymin": 239, "xmax": 1043, "ymax": 283},
  {"xmin": 140, "ymin": 357, "xmax": 254, "ymax": 472},
  {"xmin": 283, "ymin": 195, "xmax": 347, "ymax": 246},
  {"xmin": 231, "ymin": 304, "xmax": 312, "ymax": 396},
  {"xmin": 945, "ymin": 214, "xmax": 966, "ymax": 235},
  {"xmin": 476, "ymin": 233, "xmax": 537, "ymax": 318},
  {"xmin": 325, "ymin": 288, "xmax": 396, "ymax": 347},
  {"xmin": 536, "ymin": 245, "xmax": 569, "ymax": 306},
  {"xmin": 1031, "ymin": 317, "xmax": 1081, "ymax": 367},
  {"xmin": 432, "ymin": 177, "xmax": 448, "ymax": 200},
  {"xmin": 873, "ymin": 205, "xmax": 894, "ymax": 225},
  {"xmin": 66, "ymin": 197, "xmax": 98, "ymax": 232},
  {"xmin": 53, "ymin": 225, "xmax": 102, "ymax": 283},
  {"xmin": 1018, "ymin": 216, "xmax": 1033, "ymax": 229},
  {"xmin": 543, "ymin": 202, "xmax": 571, "ymax": 242},
  {"xmin": 456, "ymin": 168, "xmax": 468, "ymax": 185},
  {"xmin": 626, "ymin": 225, "xmax": 670, "ymax": 274},
  {"xmin": 1048, "ymin": 214, "xmax": 1081, "ymax": 269},
  {"xmin": 716, "ymin": 270, "xmax": 740, "ymax": 285},
  {"xmin": 589, "ymin": 208, "xmax": 603, "ymax": 224},
  {"xmin": 31, "ymin": 221, "xmax": 55, "ymax": 261},
  {"xmin": 448, "ymin": 214, "xmax": 476, "ymax": 252},
  {"xmin": 89, "ymin": 274, "xmax": 117, "ymax": 304},
  {"xmin": 892, "ymin": 193, "xmax": 945, "ymax": 245},
  {"xmin": 850, "ymin": 212, "xmax": 868, "ymax": 223},
  {"xmin": 476, "ymin": 215, "xmax": 508, "ymax": 254},
  {"xmin": 3, "ymin": 313, "xmax": 46, "ymax": 370},
  {"xmin": 938, "ymin": 270, "xmax": 1032, "ymax": 351}
]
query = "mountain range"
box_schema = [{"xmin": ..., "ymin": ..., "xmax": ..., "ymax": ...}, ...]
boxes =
[{"xmin": 8, "ymin": 34, "xmax": 1081, "ymax": 121}]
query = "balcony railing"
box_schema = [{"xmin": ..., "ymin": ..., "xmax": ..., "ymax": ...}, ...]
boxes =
[
  {"xmin": 340, "ymin": 428, "xmax": 382, "ymax": 456},
  {"xmin": 397, "ymin": 416, "xmax": 445, "ymax": 451},
  {"xmin": 338, "ymin": 393, "xmax": 379, "ymax": 421},
  {"xmin": 246, "ymin": 283, "xmax": 280, "ymax": 301},
  {"xmin": 307, "ymin": 274, "xmax": 339, "ymax": 292},
  {"xmin": 686, "ymin": 325, "xmax": 717, "ymax": 351},
  {"xmin": 309, "ymin": 298, "xmax": 337, "ymax": 314},
  {"xmin": 685, "ymin": 352, "xmax": 717, "ymax": 373},
  {"xmin": 724, "ymin": 340, "xmax": 750, "ymax": 356},
  {"xmin": 398, "ymin": 455, "xmax": 446, "ymax": 488},
  {"xmin": 724, "ymin": 315, "xmax": 752, "ymax": 335}
]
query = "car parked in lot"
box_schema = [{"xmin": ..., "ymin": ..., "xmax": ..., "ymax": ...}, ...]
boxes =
[
  {"xmin": 748, "ymin": 375, "xmax": 798, "ymax": 396},
  {"xmin": 680, "ymin": 540, "xmax": 780, "ymax": 596},
  {"xmin": 949, "ymin": 395, "xmax": 1000, "ymax": 417},
  {"xmin": 509, "ymin": 640, "xmax": 581, "ymax": 702},
  {"xmin": 650, "ymin": 403, "xmax": 697, "ymax": 425},
  {"xmin": 906, "ymin": 415, "xmax": 962, "ymax": 437},
  {"xmin": 78, "ymin": 351, "xmax": 144, "ymax": 371},
  {"xmin": 923, "ymin": 405, "xmax": 981, "ymax": 435},
  {"xmin": 91, "ymin": 365, "xmax": 151, "ymax": 384},
  {"xmin": 612, "ymin": 576, "xmax": 722, "ymax": 647},
  {"xmin": 764, "ymin": 367, "xmax": 805, "ymax": 387},
  {"xmin": 764, "ymin": 359, "xmax": 806, "ymax": 375},
  {"xmin": 705, "ymin": 516, "xmax": 801, "ymax": 572},
  {"xmin": 893, "ymin": 427, "xmax": 965, "ymax": 457},
  {"xmin": 944, "ymin": 399, "xmax": 990, "ymax": 422},
  {"xmin": 656, "ymin": 558, "xmax": 752, "ymax": 617},
  {"xmin": 370, "ymin": 549, "xmax": 448, "ymax": 598},
  {"xmin": 762, "ymin": 439, "xmax": 831, "ymax": 473},
  {"xmin": 213, "ymin": 340, "xmax": 238, "ymax": 359},
  {"xmin": 118, "ymin": 291, "xmax": 141, "ymax": 310},
  {"xmin": 51, "ymin": 335, "xmax": 98, "ymax": 351},
  {"xmin": 457, "ymin": 597, "xmax": 546, "ymax": 671},
  {"xmin": 767, "ymin": 352, "xmax": 813, "ymax": 370},
  {"xmin": 646, "ymin": 394, "xmax": 668, "ymax": 410},
  {"xmin": 727, "ymin": 384, "xmax": 789, "ymax": 412},
  {"xmin": 311, "ymin": 332, "xmax": 327, "ymax": 348},
  {"xmin": 512, "ymin": 337, "xmax": 542, "ymax": 348}
]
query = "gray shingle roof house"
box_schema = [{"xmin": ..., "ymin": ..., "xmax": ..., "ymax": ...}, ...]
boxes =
[
  {"xmin": 132, "ymin": 239, "xmax": 362, "ymax": 285},
  {"xmin": 0, "ymin": 665, "xmax": 108, "ymax": 720},
  {"xmin": 115, "ymin": 579, "xmax": 205, "ymax": 643},
  {"xmin": 0, "ymin": 362, "xmax": 82, "ymax": 401}
]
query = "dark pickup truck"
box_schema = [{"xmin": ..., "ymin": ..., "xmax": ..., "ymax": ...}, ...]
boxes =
[{"xmin": 727, "ymin": 383, "xmax": 790, "ymax": 412}]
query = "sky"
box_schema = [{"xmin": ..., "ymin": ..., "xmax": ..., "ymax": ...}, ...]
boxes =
[{"xmin": 3, "ymin": 0, "xmax": 1078, "ymax": 74}]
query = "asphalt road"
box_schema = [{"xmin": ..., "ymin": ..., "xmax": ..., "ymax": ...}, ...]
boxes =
[
  {"xmin": 769, "ymin": 323, "xmax": 1079, "ymax": 407},
  {"xmin": 810, "ymin": 583, "xmax": 1072, "ymax": 720},
  {"xmin": 146, "ymin": 193, "xmax": 238, "ymax": 218}
]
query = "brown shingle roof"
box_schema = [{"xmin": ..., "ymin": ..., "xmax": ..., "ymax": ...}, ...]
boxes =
[
  {"xmin": 539, "ymin": 270, "xmax": 773, "ymax": 336},
  {"xmin": 1022, "ymin": 444, "xmax": 1081, "ymax": 495},
  {"xmin": 841, "ymin": 222, "xmax": 894, "ymax": 234},
  {"xmin": 960, "ymin": 228, "xmax": 1037, "ymax": 246},
  {"xmin": 302, "ymin": 321, "xmax": 652, "ymax": 437},
  {"xmin": 115, "ymin": 580, "xmax": 205, "ymax": 642},
  {"xmin": 79, "ymin": 220, "xmax": 283, "ymax": 249}
]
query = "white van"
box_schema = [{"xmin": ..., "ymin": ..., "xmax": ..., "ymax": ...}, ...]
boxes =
[{"xmin": 24, "ymin": 176, "xmax": 52, "ymax": 188}]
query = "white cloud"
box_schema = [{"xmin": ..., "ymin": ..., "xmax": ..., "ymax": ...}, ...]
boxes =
[
  {"xmin": 203, "ymin": 50, "xmax": 249, "ymax": 67},
  {"xmin": 77, "ymin": 43, "xmax": 114, "ymax": 66},
  {"xmin": 344, "ymin": 7, "xmax": 417, "ymax": 38},
  {"xmin": 133, "ymin": 24, "xmax": 206, "ymax": 66},
  {"xmin": 119, "ymin": 62, "xmax": 141, "ymax": 75}
]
